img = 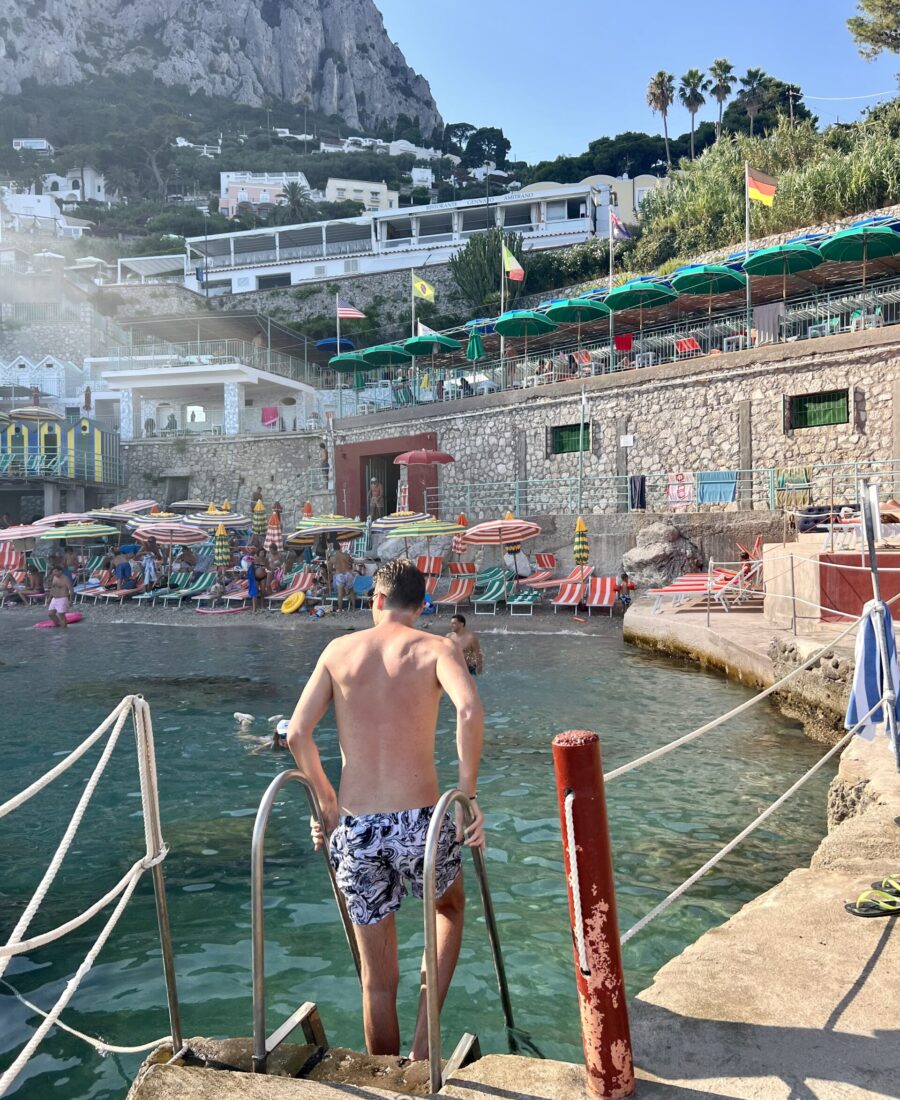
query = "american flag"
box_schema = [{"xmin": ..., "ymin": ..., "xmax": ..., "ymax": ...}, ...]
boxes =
[
  {"xmin": 610, "ymin": 211, "xmax": 633, "ymax": 241},
  {"xmin": 337, "ymin": 297, "xmax": 366, "ymax": 319}
]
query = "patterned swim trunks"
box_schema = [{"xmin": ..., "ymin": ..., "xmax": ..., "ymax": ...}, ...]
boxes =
[{"xmin": 329, "ymin": 805, "xmax": 461, "ymax": 925}]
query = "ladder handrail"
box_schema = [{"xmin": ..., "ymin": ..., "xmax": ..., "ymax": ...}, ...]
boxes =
[
  {"xmin": 250, "ymin": 769, "xmax": 361, "ymax": 1073},
  {"xmin": 423, "ymin": 789, "xmax": 515, "ymax": 1094}
]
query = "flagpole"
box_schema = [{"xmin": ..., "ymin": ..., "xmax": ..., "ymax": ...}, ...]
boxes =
[
  {"xmin": 744, "ymin": 160, "xmax": 752, "ymax": 349},
  {"xmin": 608, "ymin": 198, "xmax": 615, "ymax": 374},
  {"xmin": 410, "ymin": 272, "xmax": 417, "ymax": 403},
  {"xmin": 499, "ymin": 237, "xmax": 506, "ymax": 385},
  {"xmin": 335, "ymin": 291, "xmax": 342, "ymax": 419}
]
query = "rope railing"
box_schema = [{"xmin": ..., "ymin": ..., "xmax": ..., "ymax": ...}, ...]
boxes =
[{"xmin": 0, "ymin": 696, "xmax": 181, "ymax": 1098}]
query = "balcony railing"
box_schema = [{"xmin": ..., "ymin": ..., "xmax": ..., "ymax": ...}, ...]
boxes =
[{"xmin": 0, "ymin": 452, "xmax": 124, "ymax": 486}]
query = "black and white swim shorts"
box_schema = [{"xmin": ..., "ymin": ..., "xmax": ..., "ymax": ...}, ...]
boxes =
[{"xmin": 328, "ymin": 805, "xmax": 462, "ymax": 925}]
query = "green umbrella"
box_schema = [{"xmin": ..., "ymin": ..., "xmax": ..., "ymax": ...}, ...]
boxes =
[
  {"xmin": 360, "ymin": 343, "xmax": 413, "ymax": 367},
  {"xmin": 384, "ymin": 517, "xmax": 464, "ymax": 556},
  {"xmin": 818, "ymin": 225, "xmax": 900, "ymax": 287},
  {"xmin": 465, "ymin": 332, "xmax": 485, "ymax": 362},
  {"xmin": 252, "ymin": 498, "xmax": 267, "ymax": 537},
  {"xmin": 494, "ymin": 310, "xmax": 559, "ymax": 367},
  {"xmin": 543, "ymin": 297, "xmax": 611, "ymax": 351},
  {"xmin": 38, "ymin": 523, "xmax": 119, "ymax": 541},
  {"xmin": 573, "ymin": 516, "xmax": 589, "ymax": 566},
  {"xmin": 605, "ymin": 279, "xmax": 678, "ymax": 346},
  {"xmin": 402, "ymin": 334, "xmax": 461, "ymax": 355},
  {"xmin": 213, "ymin": 523, "xmax": 231, "ymax": 568},
  {"xmin": 328, "ymin": 351, "xmax": 371, "ymax": 371},
  {"xmin": 741, "ymin": 243, "xmax": 824, "ymax": 302},
  {"xmin": 671, "ymin": 264, "xmax": 747, "ymax": 320}
]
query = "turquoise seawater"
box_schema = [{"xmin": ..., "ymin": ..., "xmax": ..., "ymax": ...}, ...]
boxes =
[{"xmin": 0, "ymin": 621, "xmax": 833, "ymax": 1099}]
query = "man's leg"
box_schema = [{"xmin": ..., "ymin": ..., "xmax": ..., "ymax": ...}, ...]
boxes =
[
  {"xmin": 355, "ymin": 914, "xmax": 401, "ymax": 1055},
  {"xmin": 409, "ymin": 871, "xmax": 465, "ymax": 1061}
]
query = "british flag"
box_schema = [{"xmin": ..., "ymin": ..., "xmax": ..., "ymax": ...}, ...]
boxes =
[
  {"xmin": 610, "ymin": 211, "xmax": 632, "ymax": 241},
  {"xmin": 337, "ymin": 298, "xmax": 366, "ymax": 319}
]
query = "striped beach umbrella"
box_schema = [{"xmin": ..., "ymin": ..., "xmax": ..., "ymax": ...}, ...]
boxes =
[
  {"xmin": 87, "ymin": 509, "xmax": 145, "ymax": 524},
  {"xmin": 573, "ymin": 516, "xmax": 589, "ymax": 565},
  {"xmin": 33, "ymin": 512, "xmax": 94, "ymax": 527},
  {"xmin": 37, "ymin": 523, "xmax": 119, "ymax": 541},
  {"xmin": 371, "ymin": 511, "xmax": 430, "ymax": 534},
  {"xmin": 461, "ymin": 519, "xmax": 541, "ymax": 546},
  {"xmin": 9, "ymin": 406, "xmax": 65, "ymax": 423},
  {"xmin": 213, "ymin": 523, "xmax": 231, "ymax": 568},
  {"xmin": 114, "ymin": 498, "xmax": 158, "ymax": 513},
  {"xmin": 286, "ymin": 517, "xmax": 365, "ymax": 546},
  {"xmin": 384, "ymin": 517, "xmax": 464, "ymax": 555},
  {"xmin": 451, "ymin": 513, "xmax": 468, "ymax": 556},
  {"xmin": 182, "ymin": 511, "xmax": 251, "ymax": 531},
  {"xmin": 502, "ymin": 511, "xmax": 522, "ymax": 553},
  {"xmin": 132, "ymin": 522, "xmax": 208, "ymax": 546},
  {"xmin": 0, "ymin": 525, "xmax": 42, "ymax": 545},
  {"xmin": 169, "ymin": 499, "xmax": 214, "ymax": 513},
  {"xmin": 124, "ymin": 511, "xmax": 179, "ymax": 529},
  {"xmin": 252, "ymin": 498, "xmax": 267, "ymax": 537},
  {"xmin": 265, "ymin": 510, "xmax": 283, "ymax": 551},
  {"xmin": 302, "ymin": 500, "xmax": 314, "ymax": 518}
]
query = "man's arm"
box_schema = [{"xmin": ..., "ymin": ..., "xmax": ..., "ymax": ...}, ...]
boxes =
[
  {"xmin": 435, "ymin": 639, "xmax": 485, "ymax": 847},
  {"xmin": 286, "ymin": 645, "xmax": 339, "ymax": 844},
  {"xmin": 471, "ymin": 634, "xmax": 484, "ymax": 675}
]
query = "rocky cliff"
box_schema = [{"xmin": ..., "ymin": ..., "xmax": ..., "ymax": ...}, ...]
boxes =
[{"xmin": 0, "ymin": 0, "xmax": 441, "ymax": 134}]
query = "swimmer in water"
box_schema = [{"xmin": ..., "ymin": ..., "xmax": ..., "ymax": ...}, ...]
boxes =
[{"xmin": 448, "ymin": 614, "xmax": 483, "ymax": 676}]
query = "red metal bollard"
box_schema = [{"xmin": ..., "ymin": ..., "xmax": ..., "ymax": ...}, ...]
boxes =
[{"xmin": 552, "ymin": 730, "xmax": 634, "ymax": 1099}]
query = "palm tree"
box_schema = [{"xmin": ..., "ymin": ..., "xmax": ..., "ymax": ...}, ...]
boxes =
[
  {"xmin": 708, "ymin": 58, "xmax": 735, "ymax": 140},
  {"xmin": 647, "ymin": 71, "xmax": 676, "ymax": 170},
  {"xmin": 739, "ymin": 68, "xmax": 767, "ymax": 137},
  {"xmin": 278, "ymin": 180, "xmax": 315, "ymax": 224},
  {"xmin": 679, "ymin": 69, "xmax": 709, "ymax": 159}
]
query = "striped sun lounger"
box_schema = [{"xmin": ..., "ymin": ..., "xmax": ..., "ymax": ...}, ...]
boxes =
[
  {"xmin": 551, "ymin": 580, "xmax": 587, "ymax": 613},
  {"xmin": 432, "ymin": 577, "xmax": 475, "ymax": 613},
  {"xmin": 584, "ymin": 576, "xmax": 617, "ymax": 616}
]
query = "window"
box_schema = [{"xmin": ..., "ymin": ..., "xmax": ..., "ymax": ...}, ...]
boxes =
[
  {"xmin": 344, "ymin": 259, "xmax": 359, "ymax": 273},
  {"xmin": 336, "ymin": 188, "xmax": 346, "ymax": 198},
  {"xmin": 550, "ymin": 423, "xmax": 590, "ymax": 454},
  {"xmin": 785, "ymin": 389, "xmax": 849, "ymax": 430}
]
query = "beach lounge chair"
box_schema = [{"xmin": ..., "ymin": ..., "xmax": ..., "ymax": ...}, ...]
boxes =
[
  {"xmin": 584, "ymin": 576, "xmax": 617, "ymax": 616},
  {"xmin": 352, "ymin": 574, "xmax": 375, "ymax": 609},
  {"xmin": 473, "ymin": 577, "xmax": 513, "ymax": 616},
  {"xmin": 156, "ymin": 572, "xmax": 215, "ymax": 607},
  {"xmin": 528, "ymin": 565, "xmax": 593, "ymax": 591},
  {"xmin": 133, "ymin": 572, "xmax": 192, "ymax": 605},
  {"xmin": 474, "ymin": 567, "xmax": 507, "ymax": 593},
  {"xmin": 192, "ymin": 575, "xmax": 235, "ymax": 608},
  {"xmin": 265, "ymin": 571, "xmax": 315, "ymax": 609},
  {"xmin": 517, "ymin": 567, "xmax": 555, "ymax": 586},
  {"xmin": 416, "ymin": 555, "xmax": 444, "ymax": 576},
  {"xmin": 551, "ymin": 580, "xmax": 588, "ymax": 613},
  {"xmin": 650, "ymin": 572, "xmax": 740, "ymax": 614},
  {"xmin": 432, "ymin": 576, "xmax": 475, "ymax": 613},
  {"xmin": 222, "ymin": 580, "xmax": 251, "ymax": 607},
  {"xmin": 75, "ymin": 571, "xmax": 115, "ymax": 602},
  {"xmin": 535, "ymin": 553, "xmax": 557, "ymax": 570},
  {"xmin": 92, "ymin": 582, "xmax": 146, "ymax": 603},
  {"xmin": 448, "ymin": 562, "xmax": 477, "ymax": 577},
  {"xmin": 506, "ymin": 588, "xmax": 542, "ymax": 616}
]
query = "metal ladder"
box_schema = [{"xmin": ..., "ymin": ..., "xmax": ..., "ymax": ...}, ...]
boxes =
[{"xmin": 250, "ymin": 772, "xmax": 515, "ymax": 1091}]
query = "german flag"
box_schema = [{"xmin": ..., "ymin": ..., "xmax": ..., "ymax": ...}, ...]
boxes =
[{"xmin": 747, "ymin": 166, "xmax": 777, "ymax": 207}]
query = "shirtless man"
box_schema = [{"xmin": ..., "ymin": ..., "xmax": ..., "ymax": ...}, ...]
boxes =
[
  {"xmin": 286, "ymin": 559, "xmax": 484, "ymax": 1060},
  {"xmin": 328, "ymin": 544, "xmax": 355, "ymax": 612},
  {"xmin": 449, "ymin": 614, "xmax": 484, "ymax": 676},
  {"xmin": 46, "ymin": 567, "xmax": 74, "ymax": 628}
]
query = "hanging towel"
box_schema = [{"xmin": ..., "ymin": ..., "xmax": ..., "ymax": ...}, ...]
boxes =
[
  {"xmin": 629, "ymin": 474, "xmax": 646, "ymax": 511},
  {"xmin": 261, "ymin": 406, "xmax": 279, "ymax": 428},
  {"xmin": 845, "ymin": 601, "xmax": 900, "ymax": 740},
  {"xmin": 666, "ymin": 471, "xmax": 695, "ymax": 510},
  {"xmin": 775, "ymin": 465, "xmax": 812, "ymax": 509},
  {"xmin": 614, "ymin": 333, "xmax": 633, "ymax": 352},
  {"xmin": 696, "ymin": 470, "xmax": 738, "ymax": 505},
  {"xmin": 752, "ymin": 301, "xmax": 785, "ymax": 345}
]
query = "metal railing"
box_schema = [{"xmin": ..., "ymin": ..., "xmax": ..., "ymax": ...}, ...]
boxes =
[
  {"xmin": 0, "ymin": 452, "xmax": 124, "ymax": 486},
  {"xmin": 102, "ymin": 339, "xmax": 317, "ymax": 386},
  {"xmin": 425, "ymin": 459, "xmax": 900, "ymax": 518},
  {"xmin": 0, "ymin": 303, "xmax": 83, "ymax": 323}
]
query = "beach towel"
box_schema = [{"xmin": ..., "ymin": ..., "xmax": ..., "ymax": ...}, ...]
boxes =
[
  {"xmin": 614, "ymin": 333, "xmax": 633, "ymax": 352},
  {"xmin": 696, "ymin": 470, "xmax": 738, "ymax": 505},
  {"xmin": 629, "ymin": 475, "xmax": 646, "ymax": 511},
  {"xmin": 141, "ymin": 554, "xmax": 158, "ymax": 586},
  {"xmin": 666, "ymin": 471, "xmax": 695, "ymax": 510},
  {"xmin": 261, "ymin": 406, "xmax": 279, "ymax": 428},
  {"xmin": 775, "ymin": 465, "xmax": 812, "ymax": 509},
  {"xmin": 845, "ymin": 601, "xmax": 900, "ymax": 742}
]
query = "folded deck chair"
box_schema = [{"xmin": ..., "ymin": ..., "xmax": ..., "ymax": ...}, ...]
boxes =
[
  {"xmin": 473, "ymin": 577, "xmax": 513, "ymax": 616},
  {"xmin": 448, "ymin": 562, "xmax": 477, "ymax": 576},
  {"xmin": 506, "ymin": 588, "xmax": 542, "ymax": 616},
  {"xmin": 266, "ymin": 571, "xmax": 315, "ymax": 608},
  {"xmin": 551, "ymin": 581, "xmax": 587, "ymax": 613},
  {"xmin": 517, "ymin": 567, "xmax": 555, "ymax": 586},
  {"xmin": 650, "ymin": 573, "xmax": 737, "ymax": 614},
  {"xmin": 222, "ymin": 580, "xmax": 251, "ymax": 606},
  {"xmin": 93, "ymin": 582, "xmax": 146, "ymax": 602},
  {"xmin": 432, "ymin": 576, "xmax": 475, "ymax": 613},
  {"xmin": 132, "ymin": 572, "xmax": 190, "ymax": 605},
  {"xmin": 416, "ymin": 555, "xmax": 444, "ymax": 576},
  {"xmin": 535, "ymin": 553, "xmax": 557, "ymax": 570},
  {"xmin": 529, "ymin": 565, "xmax": 593, "ymax": 591},
  {"xmin": 584, "ymin": 576, "xmax": 617, "ymax": 617}
]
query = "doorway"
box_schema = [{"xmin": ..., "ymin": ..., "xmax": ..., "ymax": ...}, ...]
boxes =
[{"xmin": 363, "ymin": 454, "xmax": 401, "ymax": 518}]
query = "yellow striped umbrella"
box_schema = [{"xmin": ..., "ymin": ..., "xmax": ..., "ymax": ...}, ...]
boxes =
[
  {"xmin": 37, "ymin": 523, "xmax": 119, "ymax": 541},
  {"xmin": 214, "ymin": 523, "xmax": 231, "ymax": 568},
  {"xmin": 384, "ymin": 517, "xmax": 463, "ymax": 555},
  {"xmin": 574, "ymin": 516, "xmax": 589, "ymax": 565},
  {"xmin": 502, "ymin": 510, "xmax": 521, "ymax": 553},
  {"xmin": 252, "ymin": 498, "xmax": 267, "ymax": 537}
]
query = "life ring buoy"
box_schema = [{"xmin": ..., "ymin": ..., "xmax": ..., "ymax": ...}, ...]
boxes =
[{"xmin": 281, "ymin": 591, "xmax": 306, "ymax": 615}]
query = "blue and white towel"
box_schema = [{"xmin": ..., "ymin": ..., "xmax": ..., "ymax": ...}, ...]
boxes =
[
  {"xmin": 845, "ymin": 600, "xmax": 900, "ymax": 739},
  {"xmin": 696, "ymin": 470, "xmax": 738, "ymax": 505}
]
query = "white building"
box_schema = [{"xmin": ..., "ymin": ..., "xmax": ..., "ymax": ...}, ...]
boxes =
[
  {"xmin": 175, "ymin": 135, "xmax": 222, "ymax": 157},
  {"xmin": 219, "ymin": 171, "xmax": 312, "ymax": 219},
  {"xmin": 41, "ymin": 166, "xmax": 109, "ymax": 207},
  {"xmin": 12, "ymin": 138, "xmax": 54, "ymax": 156},
  {"xmin": 0, "ymin": 190, "xmax": 91, "ymax": 238},
  {"xmin": 324, "ymin": 178, "xmax": 398, "ymax": 212},
  {"xmin": 410, "ymin": 166, "xmax": 435, "ymax": 190},
  {"xmin": 315, "ymin": 135, "xmax": 448, "ymax": 162}
]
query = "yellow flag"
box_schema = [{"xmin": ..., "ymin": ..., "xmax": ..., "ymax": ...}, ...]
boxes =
[{"xmin": 412, "ymin": 271, "xmax": 435, "ymax": 303}]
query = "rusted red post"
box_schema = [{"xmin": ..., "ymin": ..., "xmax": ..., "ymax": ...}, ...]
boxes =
[{"xmin": 552, "ymin": 730, "xmax": 634, "ymax": 1099}]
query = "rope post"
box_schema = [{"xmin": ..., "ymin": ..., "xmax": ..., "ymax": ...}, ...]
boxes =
[
  {"xmin": 789, "ymin": 553, "xmax": 797, "ymax": 636},
  {"xmin": 552, "ymin": 731, "xmax": 634, "ymax": 1099}
]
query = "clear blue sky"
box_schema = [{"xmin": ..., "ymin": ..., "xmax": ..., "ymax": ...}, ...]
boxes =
[{"xmin": 377, "ymin": 0, "xmax": 900, "ymax": 163}]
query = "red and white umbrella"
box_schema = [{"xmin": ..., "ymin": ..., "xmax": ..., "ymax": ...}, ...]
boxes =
[
  {"xmin": 132, "ymin": 523, "xmax": 208, "ymax": 546},
  {"xmin": 0, "ymin": 525, "xmax": 43, "ymax": 544},
  {"xmin": 461, "ymin": 519, "xmax": 542, "ymax": 546},
  {"xmin": 451, "ymin": 513, "xmax": 468, "ymax": 556},
  {"xmin": 114, "ymin": 498, "xmax": 158, "ymax": 513},
  {"xmin": 265, "ymin": 511, "xmax": 283, "ymax": 551},
  {"xmin": 393, "ymin": 450, "xmax": 455, "ymax": 466},
  {"xmin": 33, "ymin": 512, "xmax": 94, "ymax": 527}
]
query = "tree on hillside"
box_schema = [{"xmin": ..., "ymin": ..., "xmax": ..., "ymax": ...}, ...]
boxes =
[
  {"xmin": 848, "ymin": 0, "xmax": 900, "ymax": 57},
  {"xmin": 448, "ymin": 227, "xmax": 525, "ymax": 312},
  {"xmin": 679, "ymin": 69, "xmax": 709, "ymax": 159},
  {"xmin": 277, "ymin": 181, "xmax": 316, "ymax": 224},
  {"xmin": 463, "ymin": 127, "xmax": 511, "ymax": 168},
  {"xmin": 737, "ymin": 68, "xmax": 767, "ymax": 136},
  {"xmin": 708, "ymin": 59, "xmax": 735, "ymax": 140},
  {"xmin": 647, "ymin": 72, "xmax": 676, "ymax": 169},
  {"xmin": 723, "ymin": 74, "xmax": 814, "ymax": 136},
  {"xmin": 443, "ymin": 122, "xmax": 476, "ymax": 156}
]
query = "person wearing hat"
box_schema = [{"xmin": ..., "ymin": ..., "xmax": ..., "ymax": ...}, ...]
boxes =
[{"xmin": 367, "ymin": 477, "xmax": 384, "ymax": 521}]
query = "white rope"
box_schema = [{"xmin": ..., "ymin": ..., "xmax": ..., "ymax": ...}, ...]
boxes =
[
  {"xmin": 619, "ymin": 696, "xmax": 882, "ymax": 946},
  {"xmin": 0, "ymin": 702, "xmax": 137, "ymax": 985},
  {"xmin": 563, "ymin": 793, "xmax": 589, "ymax": 975},
  {"xmin": 0, "ymin": 979, "xmax": 170, "ymax": 1057},
  {"xmin": 605, "ymin": 609, "xmax": 862, "ymax": 783}
]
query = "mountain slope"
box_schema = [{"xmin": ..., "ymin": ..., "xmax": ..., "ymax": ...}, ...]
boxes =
[{"xmin": 0, "ymin": 0, "xmax": 441, "ymax": 134}]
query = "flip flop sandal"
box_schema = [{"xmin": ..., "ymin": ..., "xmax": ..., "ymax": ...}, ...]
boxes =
[
  {"xmin": 869, "ymin": 875, "xmax": 900, "ymax": 898},
  {"xmin": 844, "ymin": 889, "xmax": 900, "ymax": 918}
]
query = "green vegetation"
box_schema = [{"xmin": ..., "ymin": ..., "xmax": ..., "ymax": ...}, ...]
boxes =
[
  {"xmin": 449, "ymin": 228, "xmax": 526, "ymax": 312},
  {"xmin": 848, "ymin": 0, "xmax": 900, "ymax": 57},
  {"xmin": 634, "ymin": 102, "xmax": 900, "ymax": 269}
]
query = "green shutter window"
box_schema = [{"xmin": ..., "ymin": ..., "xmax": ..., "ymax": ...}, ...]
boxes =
[
  {"xmin": 551, "ymin": 424, "xmax": 590, "ymax": 454},
  {"xmin": 788, "ymin": 390, "xmax": 849, "ymax": 430}
]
